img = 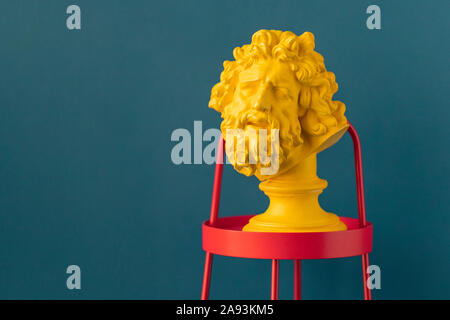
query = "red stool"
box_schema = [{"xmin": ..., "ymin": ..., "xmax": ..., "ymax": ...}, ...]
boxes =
[{"xmin": 201, "ymin": 122, "xmax": 373, "ymax": 300}]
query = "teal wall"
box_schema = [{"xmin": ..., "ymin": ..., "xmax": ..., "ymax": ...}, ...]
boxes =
[{"xmin": 0, "ymin": 0, "xmax": 448, "ymax": 299}]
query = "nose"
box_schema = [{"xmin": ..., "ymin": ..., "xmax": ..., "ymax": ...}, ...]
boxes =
[{"xmin": 252, "ymin": 82, "xmax": 272, "ymax": 112}]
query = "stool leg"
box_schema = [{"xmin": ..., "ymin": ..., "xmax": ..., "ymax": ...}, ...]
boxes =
[
  {"xmin": 361, "ymin": 253, "xmax": 372, "ymax": 300},
  {"xmin": 271, "ymin": 259, "xmax": 279, "ymax": 300},
  {"xmin": 293, "ymin": 260, "xmax": 301, "ymax": 300},
  {"xmin": 201, "ymin": 252, "xmax": 213, "ymax": 300}
]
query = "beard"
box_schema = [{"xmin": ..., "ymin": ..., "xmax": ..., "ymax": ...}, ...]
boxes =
[{"xmin": 220, "ymin": 106, "xmax": 303, "ymax": 177}]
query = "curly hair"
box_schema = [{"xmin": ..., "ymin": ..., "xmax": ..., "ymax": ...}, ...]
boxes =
[{"xmin": 209, "ymin": 30, "xmax": 347, "ymax": 137}]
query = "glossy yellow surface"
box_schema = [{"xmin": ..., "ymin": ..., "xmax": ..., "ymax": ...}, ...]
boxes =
[{"xmin": 209, "ymin": 30, "xmax": 348, "ymax": 232}]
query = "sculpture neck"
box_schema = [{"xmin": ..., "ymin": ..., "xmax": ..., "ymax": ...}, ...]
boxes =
[
  {"xmin": 259, "ymin": 153, "xmax": 327, "ymax": 195},
  {"xmin": 279, "ymin": 153, "xmax": 317, "ymax": 179}
]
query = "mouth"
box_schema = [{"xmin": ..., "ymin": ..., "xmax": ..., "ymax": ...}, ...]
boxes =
[
  {"xmin": 244, "ymin": 115, "xmax": 270, "ymax": 129},
  {"xmin": 245, "ymin": 121, "xmax": 268, "ymax": 129}
]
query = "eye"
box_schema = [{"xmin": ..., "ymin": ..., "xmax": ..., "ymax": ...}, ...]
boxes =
[
  {"xmin": 274, "ymin": 87, "xmax": 290, "ymax": 99},
  {"xmin": 239, "ymin": 83, "xmax": 256, "ymax": 97}
]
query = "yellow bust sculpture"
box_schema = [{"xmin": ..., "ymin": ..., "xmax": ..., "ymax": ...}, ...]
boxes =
[{"xmin": 209, "ymin": 30, "xmax": 349, "ymax": 232}]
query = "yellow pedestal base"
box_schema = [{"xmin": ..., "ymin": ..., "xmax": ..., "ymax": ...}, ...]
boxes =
[{"xmin": 242, "ymin": 154, "xmax": 347, "ymax": 233}]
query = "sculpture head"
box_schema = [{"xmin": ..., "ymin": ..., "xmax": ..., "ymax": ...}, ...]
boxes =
[{"xmin": 209, "ymin": 30, "xmax": 348, "ymax": 180}]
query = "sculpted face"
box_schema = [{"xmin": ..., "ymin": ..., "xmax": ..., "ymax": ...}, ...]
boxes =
[
  {"xmin": 209, "ymin": 30, "xmax": 348, "ymax": 180},
  {"xmin": 221, "ymin": 60, "xmax": 303, "ymax": 178}
]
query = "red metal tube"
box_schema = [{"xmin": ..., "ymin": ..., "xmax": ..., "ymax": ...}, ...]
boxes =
[
  {"xmin": 294, "ymin": 260, "xmax": 301, "ymax": 300},
  {"xmin": 271, "ymin": 259, "xmax": 279, "ymax": 300},
  {"xmin": 347, "ymin": 122, "xmax": 367, "ymax": 228},
  {"xmin": 201, "ymin": 252, "xmax": 213, "ymax": 300},
  {"xmin": 209, "ymin": 135, "xmax": 225, "ymax": 226},
  {"xmin": 201, "ymin": 135, "xmax": 225, "ymax": 300},
  {"xmin": 347, "ymin": 122, "xmax": 372, "ymax": 300}
]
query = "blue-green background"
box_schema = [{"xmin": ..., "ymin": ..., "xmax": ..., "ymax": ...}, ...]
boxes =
[{"xmin": 0, "ymin": 0, "xmax": 448, "ymax": 299}]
